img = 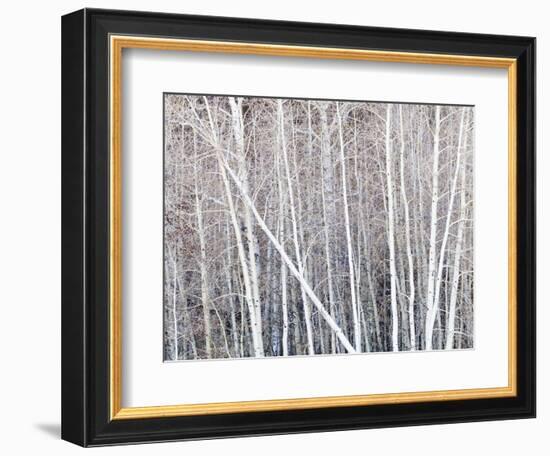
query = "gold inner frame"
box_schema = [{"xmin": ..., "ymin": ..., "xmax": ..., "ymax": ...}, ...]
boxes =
[{"xmin": 109, "ymin": 35, "xmax": 518, "ymax": 420}]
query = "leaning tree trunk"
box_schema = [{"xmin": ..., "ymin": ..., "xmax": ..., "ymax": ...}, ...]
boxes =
[{"xmin": 219, "ymin": 153, "xmax": 356, "ymax": 353}]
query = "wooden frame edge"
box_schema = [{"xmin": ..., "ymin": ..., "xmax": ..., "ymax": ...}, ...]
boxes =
[
  {"xmin": 109, "ymin": 35, "xmax": 518, "ymax": 421},
  {"xmin": 508, "ymin": 61, "xmax": 518, "ymax": 397},
  {"xmin": 110, "ymin": 35, "xmax": 123, "ymax": 420},
  {"xmin": 112, "ymin": 386, "xmax": 515, "ymax": 420}
]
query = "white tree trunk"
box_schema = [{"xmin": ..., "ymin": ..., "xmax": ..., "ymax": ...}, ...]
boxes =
[
  {"xmin": 203, "ymin": 97, "xmax": 264, "ymax": 357},
  {"xmin": 277, "ymin": 119, "xmax": 290, "ymax": 357},
  {"xmin": 445, "ymin": 111, "xmax": 468, "ymax": 350},
  {"xmin": 445, "ymin": 207, "xmax": 465, "ymax": 349},
  {"xmin": 336, "ymin": 103, "xmax": 361, "ymax": 351},
  {"xmin": 384, "ymin": 105, "xmax": 399, "ymax": 352},
  {"xmin": 425, "ymin": 105, "xmax": 442, "ymax": 351},
  {"xmin": 279, "ymin": 212, "xmax": 290, "ymax": 356},
  {"xmin": 228, "ymin": 97, "xmax": 264, "ymax": 343},
  {"xmin": 398, "ymin": 105, "xmax": 416, "ymax": 351},
  {"xmin": 194, "ymin": 164, "xmax": 212, "ymax": 358},
  {"xmin": 432, "ymin": 108, "xmax": 466, "ymax": 349}
]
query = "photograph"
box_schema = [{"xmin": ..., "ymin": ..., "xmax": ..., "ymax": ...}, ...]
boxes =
[{"xmin": 163, "ymin": 94, "xmax": 474, "ymax": 361}]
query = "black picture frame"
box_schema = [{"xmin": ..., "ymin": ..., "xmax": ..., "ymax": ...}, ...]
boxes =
[{"xmin": 62, "ymin": 7, "xmax": 535, "ymax": 447}]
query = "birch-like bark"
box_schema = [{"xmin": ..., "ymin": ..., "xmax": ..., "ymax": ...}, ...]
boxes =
[
  {"xmin": 432, "ymin": 108, "xmax": 466, "ymax": 349},
  {"xmin": 398, "ymin": 105, "xmax": 416, "ymax": 351},
  {"xmin": 228, "ymin": 97, "xmax": 264, "ymax": 342},
  {"xmin": 277, "ymin": 112, "xmax": 290, "ymax": 357},
  {"xmin": 336, "ymin": 103, "xmax": 362, "ymax": 351},
  {"xmin": 412, "ymin": 116, "xmax": 427, "ymax": 338},
  {"xmin": 425, "ymin": 105, "xmax": 441, "ymax": 351},
  {"xmin": 280, "ymin": 213, "xmax": 290, "ymax": 356},
  {"xmin": 384, "ymin": 105, "xmax": 399, "ymax": 352},
  {"xmin": 445, "ymin": 113, "xmax": 468, "ymax": 350}
]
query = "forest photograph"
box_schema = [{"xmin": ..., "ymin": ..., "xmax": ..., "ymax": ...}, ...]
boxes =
[{"xmin": 163, "ymin": 93, "xmax": 474, "ymax": 361}]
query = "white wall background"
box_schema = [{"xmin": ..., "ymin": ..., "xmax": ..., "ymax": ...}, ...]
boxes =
[{"xmin": 0, "ymin": 1, "xmax": 544, "ymax": 454}]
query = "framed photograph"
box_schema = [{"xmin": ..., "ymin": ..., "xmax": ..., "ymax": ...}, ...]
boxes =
[{"xmin": 61, "ymin": 8, "xmax": 535, "ymax": 446}]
